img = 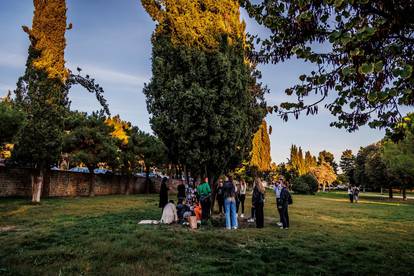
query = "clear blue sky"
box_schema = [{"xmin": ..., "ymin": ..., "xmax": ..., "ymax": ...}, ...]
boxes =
[{"xmin": 0, "ymin": 0, "xmax": 387, "ymax": 164}]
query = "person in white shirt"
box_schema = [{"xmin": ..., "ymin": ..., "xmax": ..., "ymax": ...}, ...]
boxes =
[
  {"xmin": 274, "ymin": 178, "xmax": 283, "ymax": 227},
  {"xmin": 239, "ymin": 179, "xmax": 247, "ymax": 218},
  {"xmin": 160, "ymin": 200, "xmax": 178, "ymax": 224}
]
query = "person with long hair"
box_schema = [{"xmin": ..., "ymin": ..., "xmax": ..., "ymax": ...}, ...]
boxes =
[
  {"xmin": 239, "ymin": 179, "xmax": 247, "ymax": 218},
  {"xmin": 222, "ymin": 175, "xmax": 238, "ymax": 229},
  {"xmin": 252, "ymin": 177, "xmax": 265, "ymax": 228},
  {"xmin": 216, "ymin": 178, "xmax": 224, "ymax": 215},
  {"xmin": 159, "ymin": 177, "xmax": 169, "ymax": 209}
]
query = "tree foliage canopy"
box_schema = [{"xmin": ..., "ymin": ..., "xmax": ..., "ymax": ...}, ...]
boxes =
[
  {"xmin": 242, "ymin": 0, "xmax": 414, "ymax": 132},
  {"xmin": 142, "ymin": 0, "xmax": 245, "ymax": 50}
]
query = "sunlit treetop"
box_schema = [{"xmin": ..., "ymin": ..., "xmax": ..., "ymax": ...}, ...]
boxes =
[
  {"xmin": 141, "ymin": 0, "xmax": 246, "ymax": 50},
  {"xmin": 105, "ymin": 115, "xmax": 131, "ymax": 146},
  {"xmin": 249, "ymin": 120, "xmax": 271, "ymax": 172},
  {"xmin": 23, "ymin": 0, "xmax": 69, "ymax": 82}
]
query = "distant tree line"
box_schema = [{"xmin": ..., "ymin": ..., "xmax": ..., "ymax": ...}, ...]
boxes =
[{"xmin": 339, "ymin": 114, "xmax": 414, "ymax": 200}]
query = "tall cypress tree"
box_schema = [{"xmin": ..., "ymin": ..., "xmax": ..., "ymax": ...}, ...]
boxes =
[
  {"xmin": 142, "ymin": 0, "xmax": 266, "ymax": 181},
  {"xmin": 13, "ymin": 0, "xmax": 69, "ymax": 202}
]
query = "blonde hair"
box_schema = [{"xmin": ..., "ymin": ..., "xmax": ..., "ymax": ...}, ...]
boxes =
[{"xmin": 255, "ymin": 177, "xmax": 265, "ymax": 193}]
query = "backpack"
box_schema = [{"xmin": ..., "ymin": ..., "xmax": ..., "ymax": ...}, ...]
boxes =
[
  {"xmin": 287, "ymin": 192, "xmax": 293, "ymax": 205},
  {"xmin": 282, "ymin": 188, "xmax": 293, "ymax": 205}
]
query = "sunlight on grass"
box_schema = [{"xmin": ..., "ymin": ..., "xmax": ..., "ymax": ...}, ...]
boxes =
[{"xmin": 0, "ymin": 193, "xmax": 413, "ymax": 275}]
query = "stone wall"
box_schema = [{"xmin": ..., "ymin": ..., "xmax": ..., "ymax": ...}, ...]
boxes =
[{"xmin": 0, "ymin": 167, "xmax": 180, "ymax": 198}]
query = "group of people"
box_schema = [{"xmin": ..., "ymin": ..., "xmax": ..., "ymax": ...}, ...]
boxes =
[
  {"xmin": 159, "ymin": 177, "xmax": 212, "ymax": 225},
  {"xmin": 158, "ymin": 175, "xmax": 292, "ymax": 230},
  {"xmin": 347, "ymin": 185, "xmax": 360, "ymax": 203}
]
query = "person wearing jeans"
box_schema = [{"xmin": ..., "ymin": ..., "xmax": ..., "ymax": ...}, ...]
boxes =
[
  {"xmin": 222, "ymin": 176, "xmax": 238, "ymax": 229},
  {"xmin": 224, "ymin": 197, "xmax": 238, "ymax": 229}
]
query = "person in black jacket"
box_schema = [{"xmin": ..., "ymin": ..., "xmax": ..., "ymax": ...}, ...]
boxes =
[
  {"xmin": 279, "ymin": 181, "xmax": 291, "ymax": 229},
  {"xmin": 177, "ymin": 179, "xmax": 186, "ymax": 202},
  {"xmin": 159, "ymin": 177, "xmax": 169, "ymax": 209},
  {"xmin": 216, "ymin": 179, "xmax": 224, "ymax": 215},
  {"xmin": 252, "ymin": 178, "xmax": 265, "ymax": 228}
]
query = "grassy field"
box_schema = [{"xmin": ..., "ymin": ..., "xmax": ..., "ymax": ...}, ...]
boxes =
[{"xmin": 1, "ymin": 192, "xmax": 413, "ymax": 275}]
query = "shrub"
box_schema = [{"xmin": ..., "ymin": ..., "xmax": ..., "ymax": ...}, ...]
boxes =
[{"xmin": 292, "ymin": 174, "xmax": 319, "ymax": 194}]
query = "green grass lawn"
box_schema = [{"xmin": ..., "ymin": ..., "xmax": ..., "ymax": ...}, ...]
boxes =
[{"xmin": 1, "ymin": 192, "xmax": 413, "ymax": 275}]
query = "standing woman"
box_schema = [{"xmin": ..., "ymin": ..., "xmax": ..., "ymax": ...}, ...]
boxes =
[
  {"xmin": 223, "ymin": 176, "xmax": 238, "ymax": 230},
  {"xmin": 216, "ymin": 179, "xmax": 224, "ymax": 215},
  {"xmin": 159, "ymin": 177, "xmax": 169, "ymax": 209},
  {"xmin": 252, "ymin": 178, "xmax": 265, "ymax": 228},
  {"xmin": 239, "ymin": 179, "xmax": 247, "ymax": 218}
]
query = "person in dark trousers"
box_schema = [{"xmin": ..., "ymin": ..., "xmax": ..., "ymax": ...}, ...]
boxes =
[
  {"xmin": 252, "ymin": 177, "xmax": 265, "ymax": 228},
  {"xmin": 248, "ymin": 182, "xmax": 256, "ymax": 223},
  {"xmin": 216, "ymin": 179, "xmax": 224, "ymax": 215},
  {"xmin": 197, "ymin": 177, "xmax": 212, "ymax": 223},
  {"xmin": 347, "ymin": 186, "xmax": 354, "ymax": 203},
  {"xmin": 177, "ymin": 179, "xmax": 186, "ymax": 202},
  {"xmin": 279, "ymin": 181, "xmax": 291, "ymax": 229},
  {"xmin": 159, "ymin": 177, "xmax": 169, "ymax": 209},
  {"xmin": 274, "ymin": 178, "xmax": 283, "ymax": 227},
  {"xmin": 235, "ymin": 182, "xmax": 241, "ymax": 216},
  {"xmin": 239, "ymin": 179, "xmax": 247, "ymax": 218}
]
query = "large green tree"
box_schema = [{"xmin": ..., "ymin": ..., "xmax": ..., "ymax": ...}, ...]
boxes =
[
  {"xmin": 143, "ymin": 1, "xmax": 266, "ymax": 183},
  {"xmin": 382, "ymin": 127, "xmax": 414, "ymax": 200},
  {"xmin": 339, "ymin": 149, "xmax": 355, "ymax": 184},
  {"xmin": 63, "ymin": 112, "xmax": 119, "ymax": 196},
  {"xmin": 242, "ymin": 0, "xmax": 414, "ymax": 132},
  {"xmin": 0, "ymin": 98, "xmax": 25, "ymax": 149}
]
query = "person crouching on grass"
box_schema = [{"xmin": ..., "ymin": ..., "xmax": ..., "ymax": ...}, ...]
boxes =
[{"xmin": 197, "ymin": 177, "xmax": 212, "ymax": 224}]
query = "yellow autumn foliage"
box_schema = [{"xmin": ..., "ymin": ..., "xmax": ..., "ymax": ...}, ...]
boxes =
[
  {"xmin": 24, "ymin": 0, "xmax": 68, "ymax": 82},
  {"xmin": 250, "ymin": 120, "xmax": 271, "ymax": 172},
  {"xmin": 141, "ymin": 0, "xmax": 246, "ymax": 50},
  {"xmin": 0, "ymin": 144, "xmax": 14, "ymax": 159},
  {"xmin": 105, "ymin": 115, "xmax": 131, "ymax": 145}
]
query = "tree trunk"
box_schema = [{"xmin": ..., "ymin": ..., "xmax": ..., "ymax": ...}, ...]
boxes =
[
  {"xmin": 380, "ymin": 187, "xmax": 383, "ymax": 194},
  {"xmin": 31, "ymin": 169, "xmax": 43, "ymax": 203},
  {"xmin": 322, "ymin": 183, "xmax": 326, "ymax": 192},
  {"xmin": 89, "ymin": 170, "xmax": 95, "ymax": 197},
  {"xmin": 402, "ymin": 188, "xmax": 407, "ymax": 201},
  {"xmin": 389, "ymin": 187, "xmax": 393, "ymax": 199},
  {"xmin": 210, "ymin": 174, "xmax": 217, "ymax": 213},
  {"xmin": 145, "ymin": 165, "xmax": 151, "ymax": 194},
  {"xmin": 125, "ymin": 175, "xmax": 132, "ymax": 195}
]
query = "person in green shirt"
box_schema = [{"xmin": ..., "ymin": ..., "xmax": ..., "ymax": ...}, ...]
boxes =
[{"xmin": 197, "ymin": 177, "xmax": 212, "ymax": 222}]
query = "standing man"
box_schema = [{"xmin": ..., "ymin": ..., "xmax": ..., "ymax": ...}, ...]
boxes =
[
  {"xmin": 197, "ymin": 177, "xmax": 212, "ymax": 223},
  {"xmin": 274, "ymin": 178, "xmax": 283, "ymax": 227},
  {"xmin": 279, "ymin": 181, "xmax": 292, "ymax": 230}
]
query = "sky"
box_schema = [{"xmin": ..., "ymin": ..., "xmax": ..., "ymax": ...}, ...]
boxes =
[{"xmin": 0, "ymin": 0, "xmax": 387, "ymax": 164}]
